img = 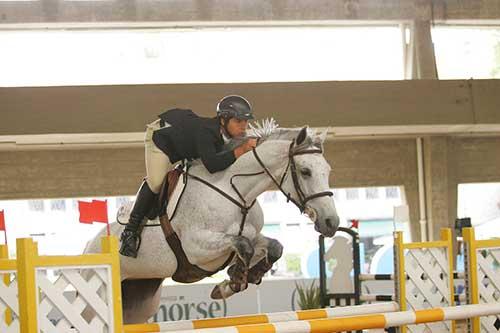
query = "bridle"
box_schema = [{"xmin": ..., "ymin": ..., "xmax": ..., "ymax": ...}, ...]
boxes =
[{"xmin": 252, "ymin": 140, "xmax": 333, "ymax": 214}]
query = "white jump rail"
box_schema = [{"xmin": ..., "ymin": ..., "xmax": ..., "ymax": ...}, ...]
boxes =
[
  {"xmin": 124, "ymin": 302, "xmax": 399, "ymax": 332},
  {"xmin": 164, "ymin": 303, "xmax": 500, "ymax": 333}
]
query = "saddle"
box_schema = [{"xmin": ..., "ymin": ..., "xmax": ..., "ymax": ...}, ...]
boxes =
[{"xmin": 146, "ymin": 165, "xmax": 184, "ymax": 221}]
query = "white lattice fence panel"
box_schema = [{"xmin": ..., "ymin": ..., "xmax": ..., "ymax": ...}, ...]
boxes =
[
  {"xmin": 405, "ymin": 247, "xmax": 452, "ymax": 333},
  {"xmin": 0, "ymin": 271, "xmax": 19, "ymax": 333},
  {"xmin": 475, "ymin": 247, "xmax": 500, "ymax": 333},
  {"xmin": 36, "ymin": 266, "xmax": 113, "ymax": 333}
]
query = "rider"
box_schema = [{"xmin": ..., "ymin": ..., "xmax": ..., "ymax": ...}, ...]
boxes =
[{"xmin": 119, "ymin": 95, "xmax": 258, "ymax": 258}]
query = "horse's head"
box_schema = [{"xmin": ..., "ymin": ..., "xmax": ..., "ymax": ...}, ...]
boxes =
[
  {"xmin": 279, "ymin": 127, "xmax": 339, "ymax": 238},
  {"xmin": 223, "ymin": 120, "xmax": 339, "ymax": 237}
]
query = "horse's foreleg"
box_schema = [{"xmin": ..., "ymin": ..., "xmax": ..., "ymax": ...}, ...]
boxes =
[
  {"xmin": 184, "ymin": 232, "xmax": 254, "ymax": 268},
  {"xmin": 205, "ymin": 234, "xmax": 255, "ymax": 300},
  {"xmin": 247, "ymin": 236, "xmax": 283, "ymax": 285},
  {"xmin": 212, "ymin": 236, "xmax": 283, "ymax": 300},
  {"xmin": 218, "ymin": 235, "xmax": 255, "ymax": 290}
]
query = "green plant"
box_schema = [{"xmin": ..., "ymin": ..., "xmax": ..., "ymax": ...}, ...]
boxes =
[{"xmin": 295, "ymin": 280, "xmax": 321, "ymax": 310}]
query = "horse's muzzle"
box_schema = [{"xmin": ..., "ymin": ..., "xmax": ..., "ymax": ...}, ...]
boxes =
[{"xmin": 314, "ymin": 214, "xmax": 339, "ymax": 238}]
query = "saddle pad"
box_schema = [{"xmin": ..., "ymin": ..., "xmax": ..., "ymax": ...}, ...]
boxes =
[
  {"xmin": 116, "ymin": 171, "xmax": 186, "ymax": 225},
  {"xmin": 166, "ymin": 170, "xmax": 186, "ymax": 220}
]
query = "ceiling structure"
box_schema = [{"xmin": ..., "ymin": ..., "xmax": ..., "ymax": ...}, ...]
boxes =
[{"xmin": 0, "ymin": 0, "xmax": 499, "ymax": 28}]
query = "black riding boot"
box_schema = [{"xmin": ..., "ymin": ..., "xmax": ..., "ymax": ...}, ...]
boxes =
[{"xmin": 119, "ymin": 181, "xmax": 156, "ymax": 258}]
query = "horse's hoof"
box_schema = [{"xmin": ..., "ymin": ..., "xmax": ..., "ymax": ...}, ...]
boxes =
[
  {"xmin": 210, "ymin": 286, "xmax": 223, "ymax": 299},
  {"xmin": 210, "ymin": 281, "xmax": 236, "ymax": 300}
]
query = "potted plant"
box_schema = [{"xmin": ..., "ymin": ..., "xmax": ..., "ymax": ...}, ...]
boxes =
[{"xmin": 295, "ymin": 280, "xmax": 321, "ymax": 310}]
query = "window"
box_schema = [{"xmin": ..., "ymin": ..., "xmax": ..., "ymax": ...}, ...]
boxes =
[
  {"xmin": 50, "ymin": 200, "xmax": 66, "ymax": 211},
  {"xmin": 457, "ymin": 183, "xmax": 500, "ymax": 239},
  {"xmin": 433, "ymin": 27, "xmax": 500, "ymax": 79},
  {"xmin": 0, "ymin": 26, "xmax": 404, "ymax": 87},
  {"xmin": 385, "ymin": 187, "xmax": 399, "ymax": 199},
  {"xmin": 345, "ymin": 189, "xmax": 359, "ymax": 200},
  {"xmin": 3, "ymin": 196, "xmax": 131, "ymax": 255},
  {"xmin": 262, "ymin": 223, "xmax": 280, "ymax": 238},
  {"xmin": 28, "ymin": 200, "xmax": 44, "ymax": 212},
  {"xmin": 365, "ymin": 187, "xmax": 379, "ymax": 200}
]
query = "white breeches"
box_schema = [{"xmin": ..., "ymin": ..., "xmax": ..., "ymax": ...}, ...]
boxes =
[{"xmin": 145, "ymin": 119, "xmax": 173, "ymax": 194}]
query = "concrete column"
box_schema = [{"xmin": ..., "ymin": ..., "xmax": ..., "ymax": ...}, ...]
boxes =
[
  {"xmin": 413, "ymin": 20, "xmax": 438, "ymax": 79},
  {"xmin": 404, "ymin": 20, "xmax": 438, "ymax": 80},
  {"xmin": 404, "ymin": 12, "xmax": 440, "ymax": 241},
  {"xmin": 422, "ymin": 136, "xmax": 457, "ymax": 240},
  {"xmin": 403, "ymin": 177, "xmax": 422, "ymax": 242}
]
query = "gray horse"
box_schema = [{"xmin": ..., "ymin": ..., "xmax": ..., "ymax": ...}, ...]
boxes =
[{"xmin": 84, "ymin": 123, "xmax": 339, "ymax": 324}]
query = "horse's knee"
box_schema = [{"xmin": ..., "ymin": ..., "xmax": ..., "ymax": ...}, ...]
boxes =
[
  {"xmin": 267, "ymin": 238, "xmax": 283, "ymax": 263},
  {"xmin": 247, "ymin": 240, "xmax": 282, "ymax": 285},
  {"xmin": 232, "ymin": 236, "xmax": 255, "ymax": 266}
]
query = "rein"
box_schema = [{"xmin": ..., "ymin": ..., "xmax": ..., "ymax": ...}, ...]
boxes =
[{"xmin": 186, "ymin": 139, "xmax": 333, "ymax": 236}]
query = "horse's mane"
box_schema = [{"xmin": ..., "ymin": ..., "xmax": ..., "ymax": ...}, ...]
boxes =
[
  {"xmin": 190, "ymin": 118, "xmax": 327, "ymax": 176},
  {"xmin": 248, "ymin": 118, "xmax": 326, "ymax": 151}
]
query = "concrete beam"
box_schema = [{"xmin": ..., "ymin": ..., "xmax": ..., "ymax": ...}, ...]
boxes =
[
  {"xmin": 0, "ymin": 0, "xmax": 500, "ymax": 26},
  {"xmin": 1, "ymin": 79, "xmax": 500, "ymax": 136}
]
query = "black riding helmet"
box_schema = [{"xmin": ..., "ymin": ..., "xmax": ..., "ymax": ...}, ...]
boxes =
[{"xmin": 216, "ymin": 95, "xmax": 254, "ymax": 120}]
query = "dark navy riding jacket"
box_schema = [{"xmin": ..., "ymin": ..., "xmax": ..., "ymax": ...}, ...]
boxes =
[{"xmin": 152, "ymin": 108, "xmax": 236, "ymax": 173}]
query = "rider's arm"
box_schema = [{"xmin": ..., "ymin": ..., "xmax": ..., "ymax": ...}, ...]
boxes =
[{"xmin": 196, "ymin": 129, "xmax": 236, "ymax": 174}]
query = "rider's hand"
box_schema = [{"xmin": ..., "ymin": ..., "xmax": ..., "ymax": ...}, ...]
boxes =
[
  {"xmin": 234, "ymin": 138, "xmax": 257, "ymax": 159},
  {"xmin": 246, "ymin": 138, "xmax": 257, "ymax": 149}
]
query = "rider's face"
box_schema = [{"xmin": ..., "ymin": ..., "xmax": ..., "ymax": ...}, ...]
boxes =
[{"xmin": 224, "ymin": 118, "xmax": 249, "ymax": 138}]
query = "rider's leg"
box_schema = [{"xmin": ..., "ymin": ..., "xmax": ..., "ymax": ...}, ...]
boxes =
[
  {"xmin": 120, "ymin": 120, "xmax": 172, "ymax": 258},
  {"xmin": 119, "ymin": 180, "xmax": 157, "ymax": 257}
]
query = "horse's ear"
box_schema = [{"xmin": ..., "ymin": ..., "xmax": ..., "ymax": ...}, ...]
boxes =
[
  {"xmin": 317, "ymin": 127, "xmax": 329, "ymax": 144},
  {"xmin": 296, "ymin": 126, "xmax": 308, "ymax": 145}
]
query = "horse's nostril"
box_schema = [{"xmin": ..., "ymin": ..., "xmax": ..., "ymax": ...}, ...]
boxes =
[{"xmin": 325, "ymin": 218, "xmax": 333, "ymax": 229}]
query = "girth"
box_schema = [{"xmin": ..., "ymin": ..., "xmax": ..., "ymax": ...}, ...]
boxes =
[{"xmin": 159, "ymin": 167, "xmax": 236, "ymax": 283}]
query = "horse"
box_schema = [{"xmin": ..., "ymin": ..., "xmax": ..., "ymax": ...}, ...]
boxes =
[{"xmin": 83, "ymin": 122, "xmax": 339, "ymax": 324}]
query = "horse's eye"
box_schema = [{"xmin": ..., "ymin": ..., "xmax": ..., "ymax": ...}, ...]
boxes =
[{"xmin": 300, "ymin": 168, "xmax": 312, "ymax": 177}]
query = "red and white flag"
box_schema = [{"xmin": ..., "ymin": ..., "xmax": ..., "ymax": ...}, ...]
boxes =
[{"xmin": 0, "ymin": 210, "xmax": 7, "ymax": 244}]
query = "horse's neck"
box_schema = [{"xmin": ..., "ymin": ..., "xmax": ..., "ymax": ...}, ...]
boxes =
[{"xmin": 191, "ymin": 140, "xmax": 290, "ymax": 205}]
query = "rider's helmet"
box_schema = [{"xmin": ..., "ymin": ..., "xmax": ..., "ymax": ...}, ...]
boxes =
[{"xmin": 216, "ymin": 95, "xmax": 254, "ymax": 120}]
